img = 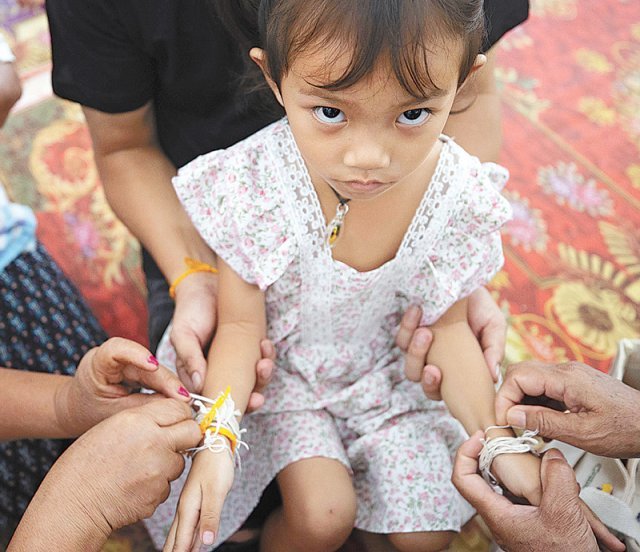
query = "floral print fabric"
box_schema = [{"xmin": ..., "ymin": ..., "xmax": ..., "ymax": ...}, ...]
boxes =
[{"xmin": 146, "ymin": 119, "xmax": 512, "ymax": 548}]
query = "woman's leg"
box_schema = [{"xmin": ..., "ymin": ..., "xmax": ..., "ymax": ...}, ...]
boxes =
[{"xmin": 260, "ymin": 457, "xmax": 357, "ymax": 552}]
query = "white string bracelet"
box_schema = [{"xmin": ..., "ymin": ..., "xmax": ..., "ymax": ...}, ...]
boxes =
[
  {"xmin": 479, "ymin": 425, "xmax": 540, "ymax": 486},
  {"xmin": 187, "ymin": 387, "xmax": 248, "ymax": 467}
]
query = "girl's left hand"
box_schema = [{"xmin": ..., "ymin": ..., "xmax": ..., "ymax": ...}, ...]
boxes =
[
  {"xmin": 55, "ymin": 337, "xmax": 191, "ymax": 437},
  {"xmin": 164, "ymin": 449, "xmax": 235, "ymax": 552},
  {"xmin": 491, "ymin": 450, "xmax": 543, "ymax": 506}
]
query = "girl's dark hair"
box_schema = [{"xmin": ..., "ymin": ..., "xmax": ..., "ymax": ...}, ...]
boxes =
[{"xmin": 214, "ymin": 0, "xmax": 485, "ymax": 103}]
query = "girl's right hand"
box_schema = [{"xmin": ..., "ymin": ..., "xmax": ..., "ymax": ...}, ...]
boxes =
[{"xmin": 164, "ymin": 449, "xmax": 235, "ymax": 552}]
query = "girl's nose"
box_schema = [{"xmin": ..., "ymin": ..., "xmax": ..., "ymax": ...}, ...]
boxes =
[{"xmin": 343, "ymin": 136, "xmax": 391, "ymax": 171}]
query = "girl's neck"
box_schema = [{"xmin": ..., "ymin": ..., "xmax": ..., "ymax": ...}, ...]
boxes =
[{"xmin": 314, "ymin": 138, "xmax": 445, "ymax": 273}]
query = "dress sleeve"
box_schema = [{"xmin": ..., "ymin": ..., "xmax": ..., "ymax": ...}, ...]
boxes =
[
  {"xmin": 173, "ymin": 143, "xmax": 295, "ymax": 290},
  {"xmin": 435, "ymin": 162, "xmax": 512, "ymax": 301}
]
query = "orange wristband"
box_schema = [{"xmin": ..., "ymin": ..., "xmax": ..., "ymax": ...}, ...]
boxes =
[{"xmin": 169, "ymin": 257, "xmax": 218, "ymax": 299}]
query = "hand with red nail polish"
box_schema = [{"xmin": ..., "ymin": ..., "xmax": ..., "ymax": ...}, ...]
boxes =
[{"xmin": 49, "ymin": 337, "xmax": 193, "ymax": 438}]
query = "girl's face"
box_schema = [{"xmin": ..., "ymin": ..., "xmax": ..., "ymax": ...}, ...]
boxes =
[{"xmin": 252, "ymin": 39, "xmax": 483, "ymax": 201}]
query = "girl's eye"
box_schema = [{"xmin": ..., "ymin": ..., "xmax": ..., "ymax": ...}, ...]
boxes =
[
  {"xmin": 313, "ymin": 106, "xmax": 346, "ymax": 124},
  {"xmin": 397, "ymin": 108, "xmax": 431, "ymax": 126}
]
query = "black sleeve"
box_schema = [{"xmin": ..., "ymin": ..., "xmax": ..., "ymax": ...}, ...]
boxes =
[
  {"xmin": 483, "ymin": 0, "xmax": 530, "ymax": 52},
  {"xmin": 46, "ymin": 0, "xmax": 154, "ymax": 113}
]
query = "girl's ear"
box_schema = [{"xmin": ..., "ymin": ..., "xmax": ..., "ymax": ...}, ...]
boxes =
[
  {"xmin": 455, "ymin": 53, "xmax": 487, "ymax": 92},
  {"xmin": 470, "ymin": 53, "xmax": 487, "ymax": 76},
  {"xmin": 249, "ymin": 47, "xmax": 284, "ymax": 106}
]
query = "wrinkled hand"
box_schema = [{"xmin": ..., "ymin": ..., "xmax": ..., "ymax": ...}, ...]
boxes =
[
  {"xmin": 50, "ymin": 400, "xmax": 200, "ymax": 537},
  {"xmin": 495, "ymin": 360, "xmax": 640, "ymax": 458},
  {"xmin": 164, "ymin": 449, "xmax": 235, "ymax": 551},
  {"xmin": 452, "ymin": 433, "xmax": 624, "ymax": 552},
  {"xmin": 171, "ymin": 272, "xmax": 219, "ymax": 392},
  {"xmin": 55, "ymin": 337, "xmax": 191, "ymax": 436},
  {"xmin": 396, "ymin": 287, "xmax": 505, "ymax": 400}
]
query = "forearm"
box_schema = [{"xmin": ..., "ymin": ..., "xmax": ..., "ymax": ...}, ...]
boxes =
[
  {"xmin": 96, "ymin": 144, "xmax": 215, "ymax": 282},
  {"xmin": 9, "ymin": 485, "xmax": 108, "ymax": 552},
  {"xmin": 83, "ymin": 104, "xmax": 215, "ymax": 284},
  {"xmin": 202, "ymin": 323, "xmax": 262, "ymax": 415},
  {"xmin": 443, "ymin": 49, "xmax": 502, "ymax": 163},
  {"xmin": 0, "ymin": 369, "xmax": 72, "ymax": 440},
  {"xmin": 426, "ymin": 321, "xmax": 501, "ymax": 435}
]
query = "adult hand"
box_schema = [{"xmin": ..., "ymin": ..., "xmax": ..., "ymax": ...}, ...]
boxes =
[
  {"xmin": 55, "ymin": 337, "xmax": 191, "ymax": 437},
  {"xmin": 246, "ymin": 339, "xmax": 275, "ymax": 413},
  {"xmin": 452, "ymin": 433, "xmax": 624, "ymax": 552},
  {"xmin": 9, "ymin": 399, "xmax": 201, "ymax": 551},
  {"xmin": 171, "ymin": 272, "xmax": 219, "ymax": 392},
  {"xmin": 495, "ymin": 360, "xmax": 640, "ymax": 458},
  {"xmin": 396, "ymin": 287, "xmax": 505, "ymax": 399}
]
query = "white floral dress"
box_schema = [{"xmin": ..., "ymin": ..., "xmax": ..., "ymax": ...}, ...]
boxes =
[{"xmin": 145, "ymin": 118, "xmax": 512, "ymax": 549}]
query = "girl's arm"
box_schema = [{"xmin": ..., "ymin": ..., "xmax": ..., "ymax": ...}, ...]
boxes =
[
  {"xmin": 167, "ymin": 258, "xmax": 266, "ymax": 552},
  {"xmin": 200, "ymin": 257, "xmax": 267, "ymax": 414},
  {"xmin": 422, "ymin": 298, "xmax": 498, "ymax": 433},
  {"xmin": 424, "ymin": 297, "xmax": 542, "ymax": 504}
]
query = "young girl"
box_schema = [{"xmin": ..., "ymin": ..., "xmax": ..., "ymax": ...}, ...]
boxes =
[{"xmin": 153, "ymin": 1, "xmax": 543, "ymax": 550}]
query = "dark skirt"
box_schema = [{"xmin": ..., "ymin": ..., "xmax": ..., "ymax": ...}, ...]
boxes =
[{"xmin": 0, "ymin": 242, "xmax": 107, "ymax": 545}]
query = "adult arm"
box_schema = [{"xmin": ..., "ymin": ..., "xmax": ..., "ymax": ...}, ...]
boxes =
[
  {"xmin": 495, "ymin": 360, "xmax": 640, "ymax": 458},
  {"xmin": 8, "ymin": 399, "xmax": 202, "ymax": 551},
  {"xmin": 0, "ymin": 337, "xmax": 190, "ymax": 441},
  {"xmin": 0, "ymin": 336, "xmax": 274, "ymax": 441},
  {"xmin": 83, "ymin": 104, "xmax": 218, "ymax": 390},
  {"xmin": 452, "ymin": 432, "xmax": 624, "ymax": 552}
]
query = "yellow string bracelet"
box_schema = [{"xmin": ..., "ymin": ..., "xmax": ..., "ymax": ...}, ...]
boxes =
[
  {"xmin": 204, "ymin": 425, "xmax": 238, "ymax": 455},
  {"xmin": 199, "ymin": 386, "xmax": 231, "ymax": 433},
  {"xmin": 169, "ymin": 257, "xmax": 218, "ymax": 299},
  {"xmin": 188, "ymin": 386, "xmax": 248, "ymax": 465}
]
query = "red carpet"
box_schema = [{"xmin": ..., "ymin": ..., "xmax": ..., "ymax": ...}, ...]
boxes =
[{"xmin": 1, "ymin": 0, "xmax": 639, "ymax": 550}]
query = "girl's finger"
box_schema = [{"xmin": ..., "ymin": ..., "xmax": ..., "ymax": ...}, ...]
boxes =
[
  {"xmin": 199, "ymin": 487, "xmax": 228, "ymax": 549},
  {"xmin": 162, "ymin": 516, "xmax": 178, "ymax": 552},
  {"xmin": 174, "ymin": 493, "xmax": 201, "ymax": 552}
]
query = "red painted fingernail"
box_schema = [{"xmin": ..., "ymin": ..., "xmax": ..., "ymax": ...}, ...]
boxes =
[
  {"xmin": 147, "ymin": 354, "xmax": 159, "ymax": 366},
  {"xmin": 178, "ymin": 386, "xmax": 190, "ymax": 398}
]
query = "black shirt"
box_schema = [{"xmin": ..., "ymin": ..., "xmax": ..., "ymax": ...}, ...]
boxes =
[{"xmin": 47, "ymin": 0, "xmax": 529, "ymax": 169}]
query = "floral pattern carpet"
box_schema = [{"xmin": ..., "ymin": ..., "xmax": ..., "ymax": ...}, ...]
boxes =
[{"xmin": 1, "ymin": 0, "xmax": 639, "ymax": 550}]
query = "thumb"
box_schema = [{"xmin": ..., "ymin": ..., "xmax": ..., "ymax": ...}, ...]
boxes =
[
  {"xmin": 539, "ymin": 449, "xmax": 578, "ymax": 501},
  {"xmin": 506, "ymin": 405, "xmax": 577, "ymax": 443},
  {"xmin": 171, "ymin": 330, "xmax": 208, "ymax": 392}
]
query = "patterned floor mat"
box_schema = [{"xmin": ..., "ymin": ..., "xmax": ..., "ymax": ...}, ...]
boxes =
[{"xmin": 1, "ymin": 0, "xmax": 639, "ymax": 550}]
